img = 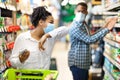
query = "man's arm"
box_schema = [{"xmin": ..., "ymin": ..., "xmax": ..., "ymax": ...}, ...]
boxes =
[{"xmin": 70, "ymin": 17, "xmax": 117, "ymax": 44}]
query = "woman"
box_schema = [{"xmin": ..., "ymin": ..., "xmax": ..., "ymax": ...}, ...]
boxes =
[{"xmin": 9, "ymin": 6, "xmax": 69, "ymax": 69}]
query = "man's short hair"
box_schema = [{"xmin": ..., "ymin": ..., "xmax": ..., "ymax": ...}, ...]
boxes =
[{"xmin": 76, "ymin": 2, "xmax": 88, "ymax": 9}]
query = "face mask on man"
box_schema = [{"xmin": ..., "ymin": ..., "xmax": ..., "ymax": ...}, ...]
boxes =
[
  {"xmin": 44, "ymin": 23, "xmax": 55, "ymax": 33},
  {"xmin": 74, "ymin": 12, "xmax": 86, "ymax": 23}
]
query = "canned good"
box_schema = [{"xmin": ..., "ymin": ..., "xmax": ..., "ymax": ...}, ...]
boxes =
[{"xmin": 118, "ymin": 11, "xmax": 120, "ymax": 23}]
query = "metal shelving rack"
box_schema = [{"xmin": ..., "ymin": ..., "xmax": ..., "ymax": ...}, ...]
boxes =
[
  {"xmin": 104, "ymin": 37, "xmax": 120, "ymax": 48},
  {"xmin": 104, "ymin": 52, "xmax": 120, "ymax": 70},
  {"xmin": 115, "ymin": 23, "xmax": 120, "ymax": 28},
  {"xmin": 0, "ymin": 0, "xmax": 17, "ymax": 80},
  {"xmin": 103, "ymin": 66, "xmax": 115, "ymax": 80},
  {"xmin": 103, "ymin": 1, "xmax": 120, "ymax": 80},
  {"xmin": 105, "ymin": 1, "xmax": 120, "ymax": 11}
]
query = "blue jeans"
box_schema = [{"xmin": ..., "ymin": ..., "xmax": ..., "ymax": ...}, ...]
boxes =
[{"xmin": 70, "ymin": 66, "xmax": 88, "ymax": 80}]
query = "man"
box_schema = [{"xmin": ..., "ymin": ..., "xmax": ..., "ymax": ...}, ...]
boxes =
[
  {"xmin": 68, "ymin": 2, "xmax": 117, "ymax": 80},
  {"xmin": 39, "ymin": 2, "xmax": 117, "ymax": 80}
]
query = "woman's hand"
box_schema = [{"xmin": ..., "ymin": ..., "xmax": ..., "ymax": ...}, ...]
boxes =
[
  {"xmin": 39, "ymin": 34, "xmax": 51, "ymax": 51},
  {"xmin": 19, "ymin": 49, "xmax": 30, "ymax": 63}
]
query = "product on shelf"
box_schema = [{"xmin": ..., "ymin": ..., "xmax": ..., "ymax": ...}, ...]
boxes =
[
  {"xmin": 104, "ymin": 0, "xmax": 120, "ymax": 80},
  {"xmin": 116, "ymin": 55, "xmax": 120, "ymax": 63},
  {"xmin": 6, "ymin": 60, "xmax": 11, "ymax": 67},
  {"xmin": 115, "ymin": 49, "xmax": 120, "ymax": 64},
  {"xmin": 6, "ymin": 41, "xmax": 14, "ymax": 50},
  {"xmin": 105, "ymin": 0, "xmax": 119, "ymax": 8},
  {"xmin": 104, "ymin": 57, "xmax": 120, "ymax": 80},
  {"xmin": 104, "ymin": 74, "xmax": 111, "ymax": 80},
  {"xmin": 6, "ymin": 25, "xmax": 20, "ymax": 32},
  {"xmin": 0, "ymin": 17, "xmax": 21, "ymax": 32},
  {"xmin": 104, "ymin": 58, "xmax": 111, "ymax": 72},
  {"xmin": 104, "ymin": 43, "xmax": 111, "ymax": 53},
  {"xmin": 105, "ymin": 42, "xmax": 120, "ymax": 60},
  {"xmin": 116, "ymin": 32, "xmax": 120, "ymax": 43},
  {"xmin": 111, "ymin": 65, "xmax": 120, "ymax": 80},
  {"xmin": 105, "ymin": 32, "xmax": 116, "ymax": 41},
  {"xmin": 0, "ymin": 17, "xmax": 4, "ymax": 27},
  {"xmin": 0, "ymin": 48, "xmax": 3, "ymax": 64},
  {"xmin": 0, "ymin": 1, "xmax": 24, "ymax": 79},
  {"xmin": 0, "ymin": 25, "xmax": 21, "ymax": 32},
  {"xmin": 118, "ymin": 11, "xmax": 120, "ymax": 23}
]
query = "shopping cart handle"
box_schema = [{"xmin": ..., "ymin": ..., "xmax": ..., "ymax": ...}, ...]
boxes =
[{"xmin": 3, "ymin": 69, "xmax": 8, "ymax": 78}]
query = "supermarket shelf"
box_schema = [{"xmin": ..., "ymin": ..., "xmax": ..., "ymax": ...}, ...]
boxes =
[
  {"xmin": 104, "ymin": 37, "xmax": 120, "ymax": 48},
  {"xmin": 115, "ymin": 23, "xmax": 120, "ymax": 28},
  {"xmin": 0, "ymin": 32, "xmax": 12, "ymax": 34},
  {"xmin": 0, "ymin": 2, "xmax": 16, "ymax": 11},
  {"xmin": 92, "ymin": 25, "xmax": 102, "ymax": 28},
  {"xmin": 102, "ymin": 12, "xmax": 118, "ymax": 15},
  {"xmin": 0, "ymin": 2, "xmax": 6, "ymax": 9},
  {"xmin": 105, "ymin": 2, "xmax": 120, "ymax": 11},
  {"xmin": 104, "ymin": 52, "xmax": 120, "ymax": 70},
  {"xmin": 103, "ymin": 66, "xmax": 115, "ymax": 80}
]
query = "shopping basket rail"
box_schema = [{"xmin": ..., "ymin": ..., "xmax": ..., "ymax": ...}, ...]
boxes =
[{"xmin": 3, "ymin": 68, "xmax": 58, "ymax": 80}]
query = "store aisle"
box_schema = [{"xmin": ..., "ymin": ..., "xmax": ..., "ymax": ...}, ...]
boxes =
[
  {"xmin": 51, "ymin": 41, "xmax": 103, "ymax": 80},
  {"xmin": 51, "ymin": 41, "xmax": 73, "ymax": 80}
]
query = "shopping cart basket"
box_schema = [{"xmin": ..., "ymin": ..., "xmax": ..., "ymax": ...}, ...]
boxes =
[{"xmin": 3, "ymin": 68, "xmax": 58, "ymax": 80}]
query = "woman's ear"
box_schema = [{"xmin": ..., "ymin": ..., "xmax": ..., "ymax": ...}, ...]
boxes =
[{"xmin": 38, "ymin": 20, "xmax": 43, "ymax": 26}]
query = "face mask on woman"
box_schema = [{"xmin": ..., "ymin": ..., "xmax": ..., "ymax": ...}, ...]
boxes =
[
  {"xmin": 44, "ymin": 23, "xmax": 55, "ymax": 33},
  {"xmin": 75, "ymin": 12, "xmax": 86, "ymax": 23}
]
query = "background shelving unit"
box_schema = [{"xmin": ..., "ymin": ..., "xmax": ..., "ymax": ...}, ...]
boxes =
[
  {"xmin": 104, "ymin": 52, "xmax": 120, "ymax": 70},
  {"xmin": 104, "ymin": 37, "xmax": 120, "ymax": 48},
  {"xmin": 103, "ymin": 66, "xmax": 115, "ymax": 80},
  {"xmin": 103, "ymin": 0, "xmax": 120, "ymax": 80},
  {"xmin": 115, "ymin": 23, "xmax": 120, "ymax": 28},
  {"xmin": 0, "ymin": 0, "xmax": 19, "ymax": 79},
  {"xmin": 105, "ymin": 2, "xmax": 120, "ymax": 11},
  {"xmin": 0, "ymin": 0, "xmax": 33, "ymax": 79}
]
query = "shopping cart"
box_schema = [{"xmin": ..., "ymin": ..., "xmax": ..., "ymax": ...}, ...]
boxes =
[{"xmin": 3, "ymin": 68, "xmax": 58, "ymax": 80}]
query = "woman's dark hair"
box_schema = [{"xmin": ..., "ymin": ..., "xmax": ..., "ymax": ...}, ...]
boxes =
[
  {"xmin": 46, "ymin": 11, "xmax": 52, "ymax": 17},
  {"xmin": 31, "ymin": 6, "xmax": 49, "ymax": 27},
  {"xmin": 76, "ymin": 2, "xmax": 87, "ymax": 9}
]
